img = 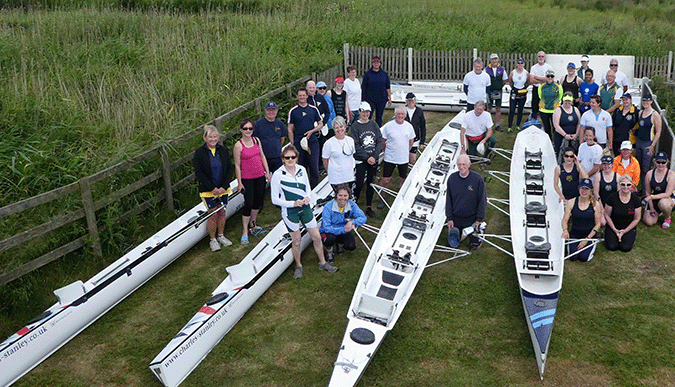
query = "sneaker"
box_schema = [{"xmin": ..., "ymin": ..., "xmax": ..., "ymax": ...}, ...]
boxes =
[
  {"xmin": 325, "ymin": 248, "xmax": 334, "ymax": 263},
  {"xmin": 319, "ymin": 262, "xmax": 338, "ymax": 273},
  {"xmin": 662, "ymin": 218, "xmax": 671, "ymax": 229},
  {"xmin": 209, "ymin": 239, "xmax": 221, "ymax": 252},
  {"xmin": 507, "ymin": 127, "xmax": 513, "ymax": 133},
  {"xmin": 336, "ymin": 243, "xmax": 346, "ymax": 255},
  {"xmin": 217, "ymin": 234, "xmax": 232, "ymax": 246},
  {"xmin": 494, "ymin": 124, "xmax": 503, "ymax": 132},
  {"xmin": 377, "ymin": 201, "xmax": 385, "ymax": 210},
  {"xmin": 293, "ymin": 266, "xmax": 303, "ymax": 279},
  {"xmin": 516, "ymin": 126, "xmax": 521, "ymax": 131},
  {"xmin": 365, "ymin": 207, "xmax": 376, "ymax": 218},
  {"xmin": 241, "ymin": 235, "xmax": 249, "ymax": 245}
]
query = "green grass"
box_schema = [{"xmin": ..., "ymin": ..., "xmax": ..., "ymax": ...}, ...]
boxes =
[{"xmin": 4, "ymin": 111, "xmax": 675, "ymax": 387}]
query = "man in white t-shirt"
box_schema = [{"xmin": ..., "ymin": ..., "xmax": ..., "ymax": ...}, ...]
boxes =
[
  {"xmin": 577, "ymin": 127, "xmax": 603, "ymax": 178},
  {"xmin": 601, "ymin": 58, "xmax": 629, "ymax": 94},
  {"xmin": 377, "ymin": 106, "xmax": 415, "ymax": 209},
  {"xmin": 580, "ymin": 95, "xmax": 613, "ymax": 150},
  {"xmin": 529, "ymin": 51, "xmax": 553, "ymax": 120},
  {"xmin": 460, "ymin": 101, "xmax": 497, "ymax": 157},
  {"xmin": 463, "ymin": 58, "xmax": 491, "ymax": 111}
]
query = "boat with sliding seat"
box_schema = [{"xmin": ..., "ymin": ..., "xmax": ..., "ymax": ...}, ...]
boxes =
[
  {"xmin": 0, "ymin": 180, "xmax": 243, "ymax": 387},
  {"xmin": 149, "ymin": 177, "xmax": 333, "ymax": 387},
  {"xmin": 328, "ymin": 112, "xmax": 464, "ymax": 387},
  {"xmin": 509, "ymin": 124, "xmax": 565, "ymax": 379}
]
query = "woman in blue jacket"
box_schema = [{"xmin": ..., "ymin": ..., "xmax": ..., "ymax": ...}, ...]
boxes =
[{"xmin": 320, "ymin": 185, "xmax": 367, "ymax": 262}]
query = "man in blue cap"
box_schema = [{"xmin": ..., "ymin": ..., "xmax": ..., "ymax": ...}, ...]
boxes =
[
  {"xmin": 446, "ymin": 154, "xmax": 487, "ymax": 249},
  {"xmin": 254, "ymin": 101, "xmax": 288, "ymax": 173}
]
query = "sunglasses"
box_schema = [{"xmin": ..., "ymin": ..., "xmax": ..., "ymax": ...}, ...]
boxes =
[
  {"xmin": 564, "ymin": 154, "xmax": 575, "ymax": 158},
  {"xmin": 283, "ymin": 155, "xmax": 297, "ymax": 160},
  {"xmin": 318, "ymin": 87, "xmax": 327, "ymax": 90},
  {"xmin": 610, "ymin": 64, "xmax": 618, "ymax": 67},
  {"xmin": 517, "ymin": 62, "xmax": 524, "ymax": 64},
  {"xmin": 656, "ymin": 160, "xmax": 667, "ymax": 164},
  {"xmin": 241, "ymin": 126, "xmax": 253, "ymax": 131},
  {"xmin": 620, "ymin": 183, "xmax": 633, "ymax": 187},
  {"xmin": 546, "ymin": 75, "xmax": 555, "ymax": 78}
]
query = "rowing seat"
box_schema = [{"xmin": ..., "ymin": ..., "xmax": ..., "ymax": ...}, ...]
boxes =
[
  {"xmin": 526, "ymin": 159, "xmax": 542, "ymax": 170},
  {"xmin": 525, "ymin": 201, "xmax": 547, "ymax": 214},
  {"xmin": 525, "ymin": 172, "xmax": 544, "ymax": 180},
  {"xmin": 357, "ymin": 294, "xmax": 395, "ymax": 324},
  {"xmin": 525, "ymin": 241, "xmax": 551, "ymax": 259},
  {"xmin": 414, "ymin": 194, "xmax": 436, "ymax": 207},
  {"xmin": 526, "ymin": 182, "xmax": 544, "ymax": 195},
  {"xmin": 526, "ymin": 214, "xmax": 547, "ymax": 228}
]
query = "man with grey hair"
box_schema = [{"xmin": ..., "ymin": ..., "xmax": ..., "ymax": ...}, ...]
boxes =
[
  {"xmin": 445, "ymin": 154, "xmax": 487, "ymax": 250},
  {"xmin": 602, "ymin": 59, "xmax": 628, "ymax": 93},
  {"xmin": 377, "ymin": 105, "xmax": 415, "ymax": 209},
  {"xmin": 460, "ymin": 100, "xmax": 496, "ymax": 157},
  {"xmin": 529, "ymin": 51, "xmax": 553, "ymax": 120},
  {"xmin": 463, "ymin": 58, "xmax": 491, "ymax": 111}
]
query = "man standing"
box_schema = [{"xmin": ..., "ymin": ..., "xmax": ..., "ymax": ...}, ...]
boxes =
[
  {"xmin": 254, "ymin": 101, "xmax": 287, "ymax": 173},
  {"xmin": 599, "ymin": 70, "xmax": 622, "ymax": 114},
  {"xmin": 306, "ymin": 80, "xmax": 330, "ymax": 127},
  {"xmin": 485, "ymin": 53, "xmax": 508, "ymax": 130},
  {"xmin": 404, "ymin": 92, "xmax": 427, "ymax": 165},
  {"xmin": 580, "ymin": 95, "xmax": 613, "ymax": 151},
  {"xmin": 445, "ymin": 154, "xmax": 487, "ymax": 249},
  {"xmin": 460, "ymin": 101, "xmax": 496, "ymax": 157},
  {"xmin": 579, "ymin": 69, "xmax": 600, "ymax": 114},
  {"xmin": 463, "ymin": 58, "xmax": 491, "ymax": 112},
  {"xmin": 377, "ymin": 106, "xmax": 415, "ymax": 209},
  {"xmin": 577, "ymin": 55, "xmax": 592, "ymax": 79},
  {"xmin": 288, "ymin": 87, "xmax": 323, "ymax": 188},
  {"xmin": 602, "ymin": 59, "xmax": 629, "ymax": 93},
  {"xmin": 529, "ymin": 51, "xmax": 553, "ymax": 120}
]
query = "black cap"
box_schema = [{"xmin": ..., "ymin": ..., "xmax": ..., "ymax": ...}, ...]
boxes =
[{"xmin": 405, "ymin": 92, "xmax": 416, "ymax": 100}]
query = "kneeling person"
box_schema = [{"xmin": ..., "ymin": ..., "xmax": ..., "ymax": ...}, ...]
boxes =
[
  {"xmin": 446, "ymin": 155, "xmax": 487, "ymax": 249},
  {"xmin": 320, "ymin": 185, "xmax": 367, "ymax": 262},
  {"xmin": 460, "ymin": 101, "xmax": 496, "ymax": 157}
]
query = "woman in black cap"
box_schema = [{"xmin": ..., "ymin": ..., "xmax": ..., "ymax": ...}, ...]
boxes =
[
  {"xmin": 562, "ymin": 178, "xmax": 602, "ymax": 262},
  {"xmin": 593, "ymin": 155, "xmax": 621, "ymax": 226},
  {"xmin": 643, "ymin": 151, "xmax": 675, "ymax": 229}
]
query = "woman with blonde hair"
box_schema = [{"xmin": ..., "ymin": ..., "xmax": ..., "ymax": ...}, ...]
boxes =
[{"xmin": 604, "ymin": 174, "xmax": 642, "ymax": 252}]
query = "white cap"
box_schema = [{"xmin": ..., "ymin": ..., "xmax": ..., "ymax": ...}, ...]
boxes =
[
  {"xmin": 580, "ymin": 55, "xmax": 590, "ymax": 62},
  {"xmin": 620, "ymin": 140, "xmax": 633, "ymax": 150},
  {"xmin": 476, "ymin": 142, "xmax": 486, "ymax": 156},
  {"xmin": 359, "ymin": 101, "xmax": 371, "ymax": 111},
  {"xmin": 300, "ymin": 137, "xmax": 309, "ymax": 152}
]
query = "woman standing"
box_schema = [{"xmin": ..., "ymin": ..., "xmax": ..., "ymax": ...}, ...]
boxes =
[
  {"xmin": 327, "ymin": 76, "xmax": 349, "ymax": 121},
  {"xmin": 351, "ymin": 102, "xmax": 382, "ymax": 218},
  {"xmin": 643, "ymin": 151, "xmax": 675, "ymax": 229},
  {"xmin": 552, "ymin": 93, "xmax": 581, "ymax": 157},
  {"xmin": 507, "ymin": 58, "xmax": 529, "ymax": 132},
  {"xmin": 561, "ymin": 178, "xmax": 602, "ymax": 262},
  {"xmin": 271, "ymin": 145, "xmax": 338, "ymax": 278},
  {"xmin": 537, "ymin": 69, "xmax": 563, "ymax": 140},
  {"xmin": 193, "ymin": 125, "xmax": 233, "ymax": 252},
  {"xmin": 344, "ymin": 66, "xmax": 361, "ymax": 126},
  {"xmin": 233, "ymin": 119, "xmax": 270, "ymax": 245},
  {"xmin": 322, "ymin": 116, "xmax": 356, "ymax": 191},
  {"xmin": 593, "ymin": 155, "xmax": 621, "ymax": 226},
  {"xmin": 604, "ymin": 175, "xmax": 642, "ymax": 252},
  {"xmin": 554, "ymin": 147, "xmax": 588, "ymax": 203},
  {"xmin": 361, "ymin": 56, "xmax": 391, "ymax": 127},
  {"xmin": 635, "ymin": 94, "xmax": 662, "ymax": 194},
  {"xmin": 560, "ymin": 63, "xmax": 581, "ymax": 107}
]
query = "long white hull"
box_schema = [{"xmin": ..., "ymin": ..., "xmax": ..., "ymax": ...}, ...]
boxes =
[
  {"xmin": 0, "ymin": 180, "xmax": 243, "ymax": 387},
  {"xmin": 328, "ymin": 113, "xmax": 464, "ymax": 387},
  {"xmin": 509, "ymin": 127, "xmax": 564, "ymax": 378},
  {"xmin": 149, "ymin": 178, "xmax": 333, "ymax": 387}
]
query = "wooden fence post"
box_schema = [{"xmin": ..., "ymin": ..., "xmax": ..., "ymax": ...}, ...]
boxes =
[
  {"xmin": 286, "ymin": 82, "xmax": 293, "ymax": 99},
  {"xmin": 408, "ymin": 47, "xmax": 413, "ymax": 82},
  {"xmin": 254, "ymin": 97, "xmax": 262, "ymax": 113},
  {"xmin": 79, "ymin": 177, "xmax": 103, "ymax": 257},
  {"xmin": 668, "ymin": 51, "xmax": 673, "ymax": 81},
  {"xmin": 343, "ymin": 43, "xmax": 350, "ymax": 76},
  {"xmin": 160, "ymin": 148, "xmax": 175, "ymax": 214}
]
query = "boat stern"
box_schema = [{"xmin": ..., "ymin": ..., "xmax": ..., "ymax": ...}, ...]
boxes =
[
  {"xmin": 521, "ymin": 289, "xmax": 559, "ymax": 379},
  {"xmin": 328, "ymin": 319, "xmax": 389, "ymax": 387}
]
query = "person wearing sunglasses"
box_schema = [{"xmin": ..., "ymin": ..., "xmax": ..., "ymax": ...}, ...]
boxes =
[
  {"xmin": 486, "ymin": 53, "xmax": 508, "ymax": 131},
  {"xmin": 351, "ymin": 101, "xmax": 382, "ymax": 218},
  {"xmin": 320, "ymin": 185, "xmax": 367, "ymax": 263},
  {"xmin": 554, "ymin": 147, "xmax": 589, "ymax": 204},
  {"xmin": 642, "ymin": 152, "xmax": 675, "ymax": 229},
  {"xmin": 270, "ymin": 145, "xmax": 338, "ymax": 278},
  {"xmin": 317, "ymin": 81, "xmax": 337, "ymax": 134},
  {"xmin": 601, "ymin": 59, "xmax": 629, "ymax": 94},
  {"xmin": 193, "ymin": 125, "xmax": 233, "ymax": 252},
  {"xmin": 234, "ymin": 119, "xmax": 271, "ymax": 245},
  {"xmin": 528, "ymin": 51, "xmax": 553, "ymax": 120},
  {"xmin": 507, "ymin": 57, "xmax": 529, "ymax": 132},
  {"xmin": 594, "ymin": 155, "xmax": 621, "ymax": 226},
  {"xmin": 322, "ymin": 116, "xmax": 355, "ymax": 192},
  {"xmin": 537, "ymin": 69, "xmax": 563, "ymax": 141},
  {"xmin": 562, "ymin": 178, "xmax": 603, "ymax": 262},
  {"xmin": 604, "ymin": 174, "xmax": 642, "ymax": 252},
  {"xmin": 635, "ymin": 94, "xmax": 663, "ymax": 196},
  {"xmin": 612, "ymin": 141, "xmax": 640, "ymax": 189}
]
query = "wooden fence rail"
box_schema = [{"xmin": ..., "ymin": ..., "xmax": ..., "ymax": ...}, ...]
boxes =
[{"xmin": 0, "ymin": 66, "xmax": 340, "ymax": 286}]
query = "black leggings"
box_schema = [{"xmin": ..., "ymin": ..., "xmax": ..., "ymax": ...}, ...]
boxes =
[
  {"xmin": 242, "ymin": 176, "xmax": 266, "ymax": 217},
  {"xmin": 604, "ymin": 226, "xmax": 636, "ymax": 252},
  {"xmin": 354, "ymin": 162, "xmax": 378, "ymax": 206},
  {"xmin": 540, "ymin": 111, "xmax": 554, "ymax": 140},
  {"xmin": 509, "ymin": 96, "xmax": 526, "ymax": 128},
  {"xmin": 322, "ymin": 231, "xmax": 357, "ymax": 251}
]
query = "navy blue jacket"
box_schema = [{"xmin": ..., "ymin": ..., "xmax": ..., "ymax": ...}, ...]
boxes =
[{"xmin": 193, "ymin": 143, "xmax": 232, "ymax": 193}]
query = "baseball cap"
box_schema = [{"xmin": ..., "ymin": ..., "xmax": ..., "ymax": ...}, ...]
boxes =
[
  {"xmin": 620, "ymin": 141, "xmax": 633, "ymax": 150},
  {"xmin": 447, "ymin": 227, "xmax": 460, "ymax": 248},
  {"xmin": 265, "ymin": 101, "xmax": 278, "ymax": 110},
  {"xmin": 545, "ymin": 69, "xmax": 555, "ymax": 77},
  {"xmin": 316, "ymin": 81, "xmax": 327, "ymax": 88},
  {"xmin": 601, "ymin": 156, "xmax": 613, "ymax": 164},
  {"xmin": 642, "ymin": 94, "xmax": 653, "ymax": 101},
  {"xmin": 655, "ymin": 151, "xmax": 668, "ymax": 162},
  {"xmin": 359, "ymin": 101, "xmax": 371, "ymax": 111},
  {"xmin": 490, "ymin": 53, "xmax": 499, "ymax": 59},
  {"xmin": 562, "ymin": 94, "xmax": 574, "ymax": 102},
  {"xmin": 567, "ymin": 62, "xmax": 576, "ymax": 69},
  {"xmin": 405, "ymin": 92, "xmax": 416, "ymax": 100},
  {"xmin": 579, "ymin": 178, "xmax": 593, "ymax": 189},
  {"xmin": 621, "ymin": 93, "xmax": 632, "ymax": 100},
  {"xmin": 335, "ymin": 76, "xmax": 344, "ymax": 83}
]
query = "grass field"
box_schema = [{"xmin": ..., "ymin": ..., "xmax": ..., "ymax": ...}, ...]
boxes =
[{"xmin": 4, "ymin": 110, "xmax": 675, "ymax": 387}]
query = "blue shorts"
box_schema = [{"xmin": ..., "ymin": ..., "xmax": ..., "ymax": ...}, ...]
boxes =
[{"xmin": 202, "ymin": 195, "xmax": 228, "ymax": 210}]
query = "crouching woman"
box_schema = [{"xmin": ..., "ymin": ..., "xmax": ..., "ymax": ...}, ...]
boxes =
[{"xmin": 320, "ymin": 185, "xmax": 367, "ymax": 263}]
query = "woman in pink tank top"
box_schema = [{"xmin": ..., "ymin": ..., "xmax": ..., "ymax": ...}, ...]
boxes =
[{"xmin": 234, "ymin": 118, "xmax": 270, "ymax": 245}]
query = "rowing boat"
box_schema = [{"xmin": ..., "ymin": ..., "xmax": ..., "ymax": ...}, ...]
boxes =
[
  {"xmin": 509, "ymin": 125, "xmax": 565, "ymax": 379},
  {"xmin": 0, "ymin": 180, "xmax": 243, "ymax": 387},
  {"xmin": 328, "ymin": 112, "xmax": 464, "ymax": 387},
  {"xmin": 149, "ymin": 177, "xmax": 333, "ymax": 387}
]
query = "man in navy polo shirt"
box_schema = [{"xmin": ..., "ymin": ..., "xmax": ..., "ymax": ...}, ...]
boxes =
[
  {"xmin": 288, "ymin": 87, "xmax": 323, "ymax": 188},
  {"xmin": 254, "ymin": 101, "xmax": 287, "ymax": 173}
]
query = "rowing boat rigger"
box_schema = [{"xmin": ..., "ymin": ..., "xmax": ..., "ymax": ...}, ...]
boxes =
[
  {"xmin": 509, "ymin": 124, "xmax": 565, "ymax": 379},
  {"xmin": 328, "ymin": 112, "xmax": 464, "ymax": 387},
  {"xmin": 0, "ymin": 180, "xmax": 243, "ymax": 387},
  {"xmin": 149, "ymin": 177, "xmax": 334, "ymax": 387}
]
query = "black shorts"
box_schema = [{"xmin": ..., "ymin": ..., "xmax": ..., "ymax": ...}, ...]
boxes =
[{"xmin": 382, "ymin": 161, "xmax": 408, "ymax": 179}]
